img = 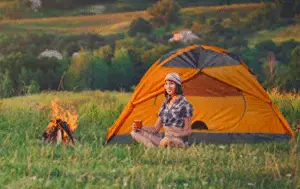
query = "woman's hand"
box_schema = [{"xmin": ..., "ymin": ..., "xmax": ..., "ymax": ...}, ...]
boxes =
[
  {"xmin": 132, "ymin": 122, "xmax": 141, "ymax": 132},
  {"xmin": 165, "ymin": 131, "xmax": 177, "ymax": 138},
  {"xmin": 142, "ymin": 127, "xmax": 157, "ymax": 134}
]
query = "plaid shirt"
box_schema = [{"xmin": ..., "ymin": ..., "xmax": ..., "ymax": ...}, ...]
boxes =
[{"xmin": 157, "ymin": 95, "xmax": 193, "ymax": 128}]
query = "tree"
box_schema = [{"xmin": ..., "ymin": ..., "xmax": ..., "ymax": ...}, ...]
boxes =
[
  {"xmin": 274, "ymin": 46, "xmax": 300, "ymax": 91},
  {"xmin": 88, "ymin": 55, "xmax": 109, "ymax": 90},
  {"xmin": 219, "ymin": 0, "xmax": 231, "ymax": 5},
  {"xmin": 147, "ymin": 0, "xmax": 181, "ymax": 30},
  {"xmin": 295, "ymin": 0, "xmax": 300, "ymax": 16},
  {"xmin": 0, "ymin": 70, "xmax": 14, "ymax": 98},
  {"xmin": 44, "ymin": 69, "xmax": 57, "ymax": 89},
  {"xmin": 17, "ymin": 67, "xmax": 32, "ymax": 95},
  {"xmin": 276, "ymin": 0, "xmax": 298, "ymax": 19},
  {"xmin": 128, "ymin": 17, "xmax": 153, "ymax": 37},
  {"xmin": 109, "ymin": 48, "xmax": 135, "ymax": 90},
  {"xmin": 255, "ymin": 40, "xmax": 278, "ymax": 54},
  {"xmin": 290, "ymin": 45, "xmax": 300, "ymax": 67},
  {"xmin": 95, "ymin": 45, "xmax": 114, "ymax": 65},
  {"xmin": 277, "ymin": 39, "xmax": 299, "ymax": 63},
  {"xmin": 64, "ymin": 50, "xmax": 90, "ymax": 90},
  {"xmin": 25, "ymin": 80, "xmax": 40, "ymax": 95},
  {"xmin": 34, "ymin": 68, "xmax": 45, "ymax": 89}
]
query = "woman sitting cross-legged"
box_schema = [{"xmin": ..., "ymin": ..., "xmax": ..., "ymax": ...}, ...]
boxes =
[{"xmin": 131, "ymin": 72, "xmax": 194, "ymax": 148}]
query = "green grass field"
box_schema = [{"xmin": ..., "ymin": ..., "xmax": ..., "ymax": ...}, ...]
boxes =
[{"xmin": 0, "ymin": 90, "xmax": 299, "ymax": 188}]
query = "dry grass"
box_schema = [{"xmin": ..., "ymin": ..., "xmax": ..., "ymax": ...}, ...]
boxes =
[
  {"xmin": 181, "ymin": 3, "xmax": 262, "ymax": 15},
  {"xmin": 0, "ymin": 2, "xmax": 8, "ymax": 7},
  {"xmin": 0, "ymin": 10, "xmax": 148, "ymax": 34}
]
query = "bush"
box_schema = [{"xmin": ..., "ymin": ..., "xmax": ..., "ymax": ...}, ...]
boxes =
[
  {"xmin": 115, "ymin": 37, "xmax": 155, "ymax": 56},
  {"xmin": 255, "ymin": 40, "xmax": 278, "ymax": 54},
  {"xmin": 190, "ymin": 21, "xmax": 201, "ymax": 34},
  {"xmin": 277, "ymin": 39, "xmax": 300, "ymax": 63},
  {"xmin": 245, "ymin": 2, "xmax": 280, "ymax": 30},
  {"xmin": 95, "ymin": 44, "xmax": 114, "ymax": 65},
  {"xmin": 128, "ymin": 17, "xmax": 153, "ymax": 37},
  {"xmin": 58, "ymin": 33, "xmax": 106, "ymax": 56},
  {"xmin": 147, "ymin": 0, "xmax": 181, "ymax": 30},
  {"xmin": 290, "ymin": 45, "xmax": 300, "ymax": 69},
  {"xmin": 229, "ymin": 12, "xmax": 241, "ymax": 26}
]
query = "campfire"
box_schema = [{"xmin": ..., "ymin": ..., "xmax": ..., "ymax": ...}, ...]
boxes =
[{"xmin": 42, "ymin": 99, "xmax": 78, "ymax": 145}]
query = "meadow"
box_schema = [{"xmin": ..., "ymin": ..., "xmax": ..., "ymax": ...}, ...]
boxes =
[{"xmin": 0, "ymin": 90, "xmax": 299, "ymax": 188}]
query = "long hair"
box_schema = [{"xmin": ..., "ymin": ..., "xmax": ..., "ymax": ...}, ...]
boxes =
[{"xmin": 164, "ymin": 83, "xmax": 184, "ymax": 103}]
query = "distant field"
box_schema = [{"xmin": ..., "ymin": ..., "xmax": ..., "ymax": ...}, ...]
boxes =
[
  {"xmin": 248, "ymin": 24, "xmax": 300, "ymax": 47},
  {"xmin": 181, "ymin": 3, "xmax": 262, "ymax": 15},
  {"xmin": 0, "ymin": 11, "xmax": 147, "ymax": 35},
  {"xmin": 0, "ymin": 89, "xmax": 299, "ymax": 188},
  {"xmin": 0, "ymin": 3, "xmax": 261, "ymax": 35},
  {"xmin": 0, "ymin": 2, "xmax": 8, "ymax": 7}
]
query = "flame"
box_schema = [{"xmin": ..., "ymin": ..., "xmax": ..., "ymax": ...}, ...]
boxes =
[{"xmin": 46, "ymin": 98, "xmax": 78, "ymax": 141}]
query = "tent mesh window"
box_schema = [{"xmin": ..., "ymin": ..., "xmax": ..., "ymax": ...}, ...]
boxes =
[
  {"xmin": 162, "ymin": 46, "xmax": 241, "ymax": 68},
  {"xmin": 182, "ymin": 73, "xmax": 241, "ymax": 97}
]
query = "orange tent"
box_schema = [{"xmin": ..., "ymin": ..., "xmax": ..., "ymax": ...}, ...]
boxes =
[{"xmin": 105, "ymin": 44, "xmax": 294, "ymax": 144}]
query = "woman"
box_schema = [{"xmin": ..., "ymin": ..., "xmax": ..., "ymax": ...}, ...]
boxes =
[{"xmin": 131, "ymin": 72, "xmax": 194, "ymax": 147}]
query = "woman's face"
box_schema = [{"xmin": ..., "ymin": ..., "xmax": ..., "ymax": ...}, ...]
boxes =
[{"xmin": 164, "ymin": 80, "xmax": 176, "ymax": 96}]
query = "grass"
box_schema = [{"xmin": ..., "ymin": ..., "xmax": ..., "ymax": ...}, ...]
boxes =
[{"xmin": 0, "ymin": 90, "xmax": 299, "ymax": 188}]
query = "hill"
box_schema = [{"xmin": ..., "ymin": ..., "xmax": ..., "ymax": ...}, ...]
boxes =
[{"xmin": 0, "ymin": 3, "xmax": 261, "ymax": 35}]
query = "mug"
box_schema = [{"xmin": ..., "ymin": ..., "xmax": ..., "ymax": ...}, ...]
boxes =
[{"xmin": 134, "ymin": 120, "xmax": 143, "ymax": 129}]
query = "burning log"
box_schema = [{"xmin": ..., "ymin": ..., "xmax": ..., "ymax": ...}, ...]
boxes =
[
  {"xmin": 43, "ymin": 119, "xmax": 75, "ymax": 145},
  {"xmin": 42, "ymin": 99, "xmax": 78, "ymax": 145}
]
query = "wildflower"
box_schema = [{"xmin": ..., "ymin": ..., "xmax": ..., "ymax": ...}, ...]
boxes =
[
  {"xmin": 72, "ymin": 52, "xmax": 81, "ymax": 57},
  {"xmin": 89, "ymin": 5, "xmax": 106, "ymax": 14},
  {"xmin": 29, "ymin": 0, "xmax": 42, "ymax": 11},
  {"xmin": 39, "ymin": 49, "xmax": 63, "ymax": 60},
  {"xmin": 169, "ymin": 29, "xmax": 200, "ymax": 45},
  {"xmin": 218, "ymin": 145, "xmax": 225, "ymax": 149}
]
